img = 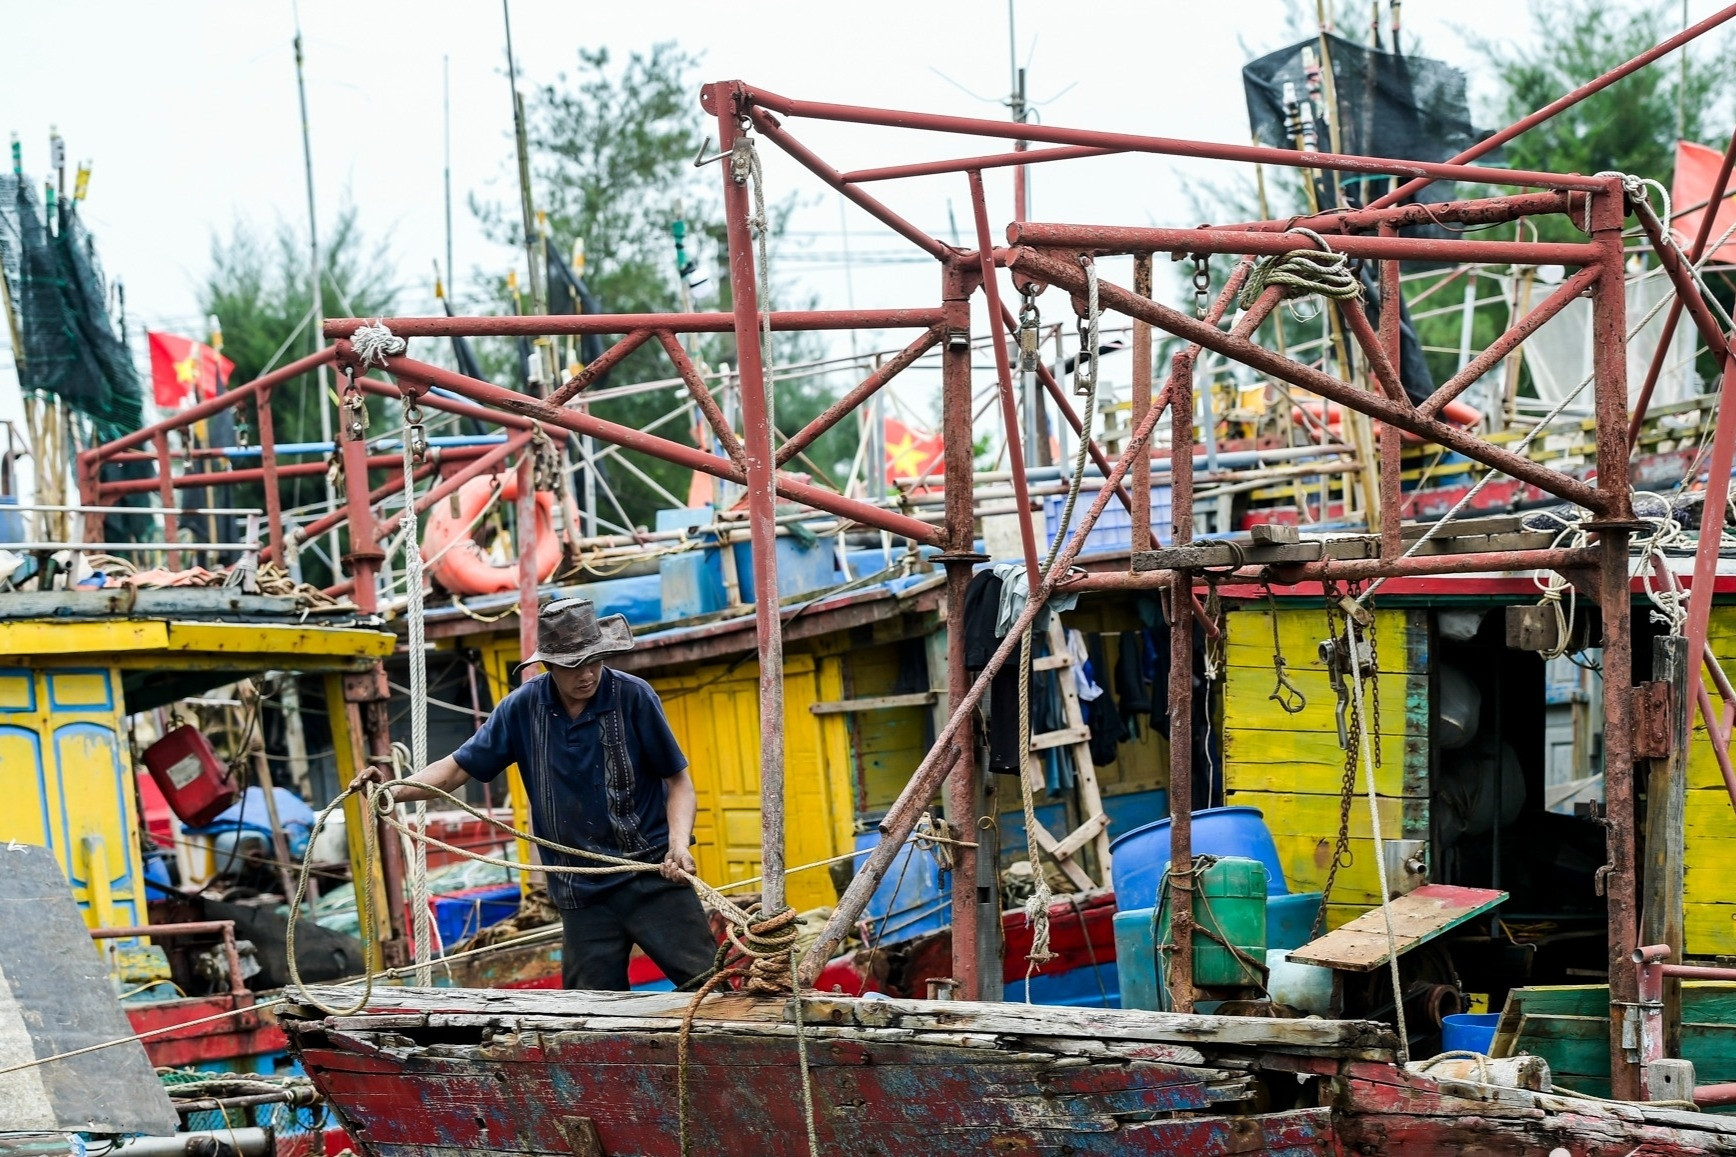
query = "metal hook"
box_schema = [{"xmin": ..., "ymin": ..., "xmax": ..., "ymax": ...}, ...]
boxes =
[{"xmin": 692, "ymin": 136, "xmax": 730, "ymax": 168}]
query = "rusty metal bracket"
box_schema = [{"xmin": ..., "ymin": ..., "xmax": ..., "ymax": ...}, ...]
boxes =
[{"xmin": 1632, "ymin": 681, "xmax": 1673, "ymax": 761}]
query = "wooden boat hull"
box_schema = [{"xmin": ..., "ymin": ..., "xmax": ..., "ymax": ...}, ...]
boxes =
[{"xmin": 281, "ymin": 988, "xmax": 1736, "ymax": 1156}]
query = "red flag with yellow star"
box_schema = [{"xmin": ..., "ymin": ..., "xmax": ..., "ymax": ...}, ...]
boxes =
[
  {"xmin": 884, "ymin": 417, "xmax": 944, "ymax": 486},
  {"xmin": 147, "ymin": 331, "xmax": 234, "ymax": 409}
]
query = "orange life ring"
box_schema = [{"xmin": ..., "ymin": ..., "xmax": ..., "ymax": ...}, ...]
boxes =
[{"xmin": 424, "ymin": 472, "xmax": 561, "ymax": 596}]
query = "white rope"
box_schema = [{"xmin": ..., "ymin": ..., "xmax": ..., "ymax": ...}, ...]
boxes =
[
  {"xmin": 400, "ymin": 426, "xmax": 433, "ymax": 987},
  {"xmin": 351, "ymin": 321, "xmax": 407, "ymax": 368},
  {"xmin": 731, "ymin": 132, "xmax": 775, "ymax": 445},
  {"xmin": 1344, "ymin": 616, "xmax": 1408, "ymax": 1063}
]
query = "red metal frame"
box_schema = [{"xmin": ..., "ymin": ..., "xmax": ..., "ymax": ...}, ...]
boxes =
[{"xmin": 71, "ymin": 12, "xmax": 1736, "ymax": 1101}]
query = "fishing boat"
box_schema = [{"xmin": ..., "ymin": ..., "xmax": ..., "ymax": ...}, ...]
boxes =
[{"xmin": 10, "ymin": 5, "xmax": 1736, "ymax": 1153}]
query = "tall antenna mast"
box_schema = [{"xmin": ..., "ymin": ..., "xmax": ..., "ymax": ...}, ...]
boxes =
[
  {"xmin": 444, "ymin": 54, "xmax": 455, "ymax": 302},
  {"xmin": 502, "ymin": 0, "xmax": 550, "ymax": 391},
  {"xmin": 291, "ymin": 0, "xmax": 337, "ymax": 576}
]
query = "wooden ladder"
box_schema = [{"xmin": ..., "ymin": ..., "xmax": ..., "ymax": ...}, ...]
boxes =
[{"xmin": 1024, "ymin": 615, "xmax": 1113, "ymax": 891}]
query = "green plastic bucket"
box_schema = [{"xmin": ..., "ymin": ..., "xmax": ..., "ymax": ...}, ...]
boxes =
[{"xmin": 1154, "ymin": 856, "xmax": 1269, "ymax": 990}]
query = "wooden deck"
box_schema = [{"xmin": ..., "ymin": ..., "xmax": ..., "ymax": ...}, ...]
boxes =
[{"xmin": 281, "ymin": 987, "xmax": 1736, "ymax": 1156}]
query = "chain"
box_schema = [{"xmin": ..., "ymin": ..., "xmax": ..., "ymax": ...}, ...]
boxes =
[
  {"xmin": 1365, "ymin": 586, "xmax": 1382, "ymax": 768},
  {"xmin": 1192, "ymin": 255, "xmax": 1212, "ymax": 319},
  {"xmin": 1316, "ymin": 581, "xmax": 1358, "ymax": 938},
  {"xmin": 531, "ymin": 426, "xmax": 559, "ymax": 492},
  {"xmin": 1075, "ymin": 257, "xmax": 1100, "ymax": 397},
  {"xmin": 1017, "ymin": 286, "xmax": 1042, "ymax": 372},
  {"xmin": 1314, "ymin": 579, "xmax": 1383, "ymax": 938},
  {"xmin": 341, "ymin": 370, "xmax": 368, "ymax": 439}
]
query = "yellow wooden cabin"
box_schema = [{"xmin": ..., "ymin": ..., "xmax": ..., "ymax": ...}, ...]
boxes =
[{"xmin": 0, "ymin": 612, "xmax": 394, "ymax": 931}]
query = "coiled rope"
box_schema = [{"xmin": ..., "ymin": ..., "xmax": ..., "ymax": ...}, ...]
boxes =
[{"xmin": 1236, "ymin": 228, "xmax": 1362, "ymax": 311}]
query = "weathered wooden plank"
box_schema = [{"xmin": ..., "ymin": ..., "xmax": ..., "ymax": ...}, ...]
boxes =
[
  {"xmin": 1223, "ymin": 669, "xmax": 1427, "ymax": 734},
  {"xmin": 1224, "ymin": 606, "xmax": 1430, "ymax": 676},
  {"xmin": 1222, "ymin": 728, "xmax": 1425, "ymax": 798},
  {"xmin": 800, "ymin": 995, "xmax": 1398, "ymax": 1056},
  {"xmin": 808, "ymin": 692, "xmax": 936, "ymax": 715},
  {"xmin": 1030, "ymin": 724, "xmax": 1092, "ymax": 751},
  {"xmin": 296, "ymin": 986, "xmax": 1397, "ymax": 1054},
  {"xmin": 1287, "ymin": 885, "xmax": 1507, "ymax": 972}
]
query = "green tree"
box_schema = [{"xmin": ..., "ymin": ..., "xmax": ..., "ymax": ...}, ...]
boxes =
[
  {"xmin": 198, "ymin": 207, "xmax": 397, "ymax": 585},
  {"xmin": 472, "ymin": 43, "xmax": 853, "ymax": 530},
  {"xmin": 1477, "ymin": 1, "xmax": 1729, "ymax": 198}
]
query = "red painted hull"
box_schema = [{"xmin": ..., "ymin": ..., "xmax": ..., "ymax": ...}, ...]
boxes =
[
  {"xmin": 282, "ymin": 987, "xmax": 1736, "ymax": 1157},
  {"xmin": 126, "ymin": 993, "xmax": 286, "ymax": 1069}
]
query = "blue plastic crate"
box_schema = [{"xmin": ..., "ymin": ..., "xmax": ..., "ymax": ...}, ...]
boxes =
[{"xmin": 1043, "ymin": 485, "xmax": 1172, "ymax": 557}]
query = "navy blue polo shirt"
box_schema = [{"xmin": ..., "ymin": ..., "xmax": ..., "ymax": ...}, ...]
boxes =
[{"xmin": 454, "ymin": 667, "xmax": 688, "ymax": 908}]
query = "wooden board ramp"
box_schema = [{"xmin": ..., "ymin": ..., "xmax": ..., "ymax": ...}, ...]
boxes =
[
  {"xmin": 280, "ymin": 987, "xmax": 1736, "ymax": 1156},
  {"xmin": 1286, "ymin": 884, "xmax": 1507, "ymax": 972}
]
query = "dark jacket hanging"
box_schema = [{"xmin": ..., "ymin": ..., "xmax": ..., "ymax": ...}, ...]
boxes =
[{"xmin": 963, "ymin": 569, "xmax": 1027, "ymax": 775}]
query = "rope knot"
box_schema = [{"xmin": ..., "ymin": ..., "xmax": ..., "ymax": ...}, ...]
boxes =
[
  {"xmin": 731, "ymin": 905, "xmax": 801, "ymax": 995},
  {"xmin": 351, "ymin": 321, "xmax": 407, "ymax": 368},
  {"xmin": 1238, "ymin": 228, "xmax": 1361, "ymax": 310}
]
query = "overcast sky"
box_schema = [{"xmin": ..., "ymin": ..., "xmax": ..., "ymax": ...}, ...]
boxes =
[{"xmin": 0, "ymin": 0, "xmax": 1721, "ymax": 443}]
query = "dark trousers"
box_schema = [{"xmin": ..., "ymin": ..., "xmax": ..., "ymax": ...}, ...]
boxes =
[{"xmin": 559, "ymin": 873, "xmax": 717, "ymax": 991}]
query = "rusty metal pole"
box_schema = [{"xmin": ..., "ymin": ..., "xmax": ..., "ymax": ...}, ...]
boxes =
[
  {"xmin": 1377, "ymin": 225, "xmax": 1404, "ymax": 557},
  {"xmin": 1684, "ymin": 349, "xmax": 1736, "ymax": 722},
  {"xmin": 154, "ymin": 431, "xmax": 179, "ymax": 571},
  {"xmin": 940, "ymin": 259, "xmax": 993, "ymax": 999},
  {"xmin": 1166, "ymin": 343, "xmax": 1198, "ymax": 1014},
  {"xmin": 255, "ymin": 387, "xmax": 286, "ymax": 565},
  {"xmin": 967, "ymin": 170, "xmax": 1041, "ymax": 589},
  {"xmin": 708, "ymin": 85, "xmax": 790, "ymax": 916},
  {"xmin": 329, "ymin": 357, "xmax": 409, "ymax": 960},
  {"xmin": 1587, "ymin": 178, "xmax": 1642, "ymax": 1101},
  {"xmin": 516, "ymin": 454, "xmax": 540, "ymax": 662},
  {"xmin": 1131, "ymin": 255, "xmax": 1153, "ymax": 551}
]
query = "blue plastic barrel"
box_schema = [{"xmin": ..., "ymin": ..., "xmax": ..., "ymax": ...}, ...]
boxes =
[
  {"xmin": 1440, "ymin": 1013, "xmax": 1502, "ymax": 1054},
  {"xmin": 856, "ymin": 830, "xmax": 950, "ymax": 942},
  {"xmin": 1113, "ymin": 906, "xmax": 1160, "ymax": 1011},
  {"xmin": 1110, "ymin": 807, "xmax": 1289, "ymax": 911}
]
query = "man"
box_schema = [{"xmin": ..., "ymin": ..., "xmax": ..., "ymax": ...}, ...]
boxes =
[{"xmin": 357, "ymin": 597, "xmax": 716, "ymax": 990}]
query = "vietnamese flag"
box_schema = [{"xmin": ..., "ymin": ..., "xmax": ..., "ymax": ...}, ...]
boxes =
[
  {"xmin": 148, "ymin": 331, "xmax": 234, "ymax": 409},
  {"xmin": 1670, "ymin": 140, "xmax": 1736, "ymax": 264},
  {"xmin": 885, "ymin": 416, "xmax": 944, "ymax": 484}
]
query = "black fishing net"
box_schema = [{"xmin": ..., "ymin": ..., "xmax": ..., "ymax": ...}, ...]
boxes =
[
  {"xmin": 1243, "ymin": 33, "xmax": 1500, "ymax": 223},
  {"xmin": 0, "ymin": 176, "xmax": 142, "ymax": 440},
  {"xmin": 2, "ymin": 172, "xmax": 151, "ymax": 539},
  {"xmin": 1242, "ymin": 35, "xmax": 1502, "ymax": 401}
]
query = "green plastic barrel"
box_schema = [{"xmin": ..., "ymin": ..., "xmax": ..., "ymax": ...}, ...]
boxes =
[{"xmin": 1154, "ymin": 856, "xmax": 1269, "ymax": 990}]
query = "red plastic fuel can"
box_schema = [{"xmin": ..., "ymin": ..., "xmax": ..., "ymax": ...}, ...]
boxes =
[{"xmin": 141, "ymin": 725, "xmax": 240, "ymax": 828}]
